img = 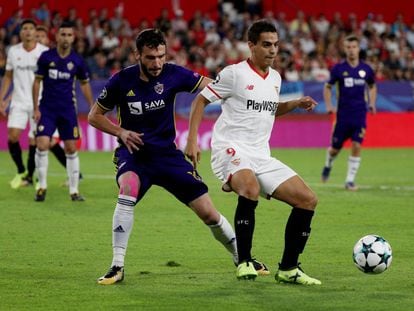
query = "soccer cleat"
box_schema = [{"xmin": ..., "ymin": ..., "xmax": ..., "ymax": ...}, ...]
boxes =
[
  {"xmin": 21, "ymin": 174, "xmax": 33, "ymax": 187},
  {"xmin": 275, "ymin": 265, "xmax": 321, "ymax": 285},
  {"xmin": 34, "ymin": 188, "xmax": 47, "ymax": 202},
  {"xmin": 345, "ymin": 182, "xmax": 358, "ymax": 191},
  {"xmin": 10, "ymin": 172, "xmax": 26, "ymax": 189},
  {"xmin": 98, "ymin": 266, "xmax": 124, "ymax": 285},
  {"xmin": 321, "ymin": 166, "xmax": 331, "ymax": 182},
  {"xmin": 70, "ymin": 193, "xmax": 85, "ymax": 201},
  {"xmin": 236, "ymin": 261, "xmax": 258, "ymax": 280},
  {"xmin": 252, "ymin": 258, "xmax": 270, "ymax": 275}
]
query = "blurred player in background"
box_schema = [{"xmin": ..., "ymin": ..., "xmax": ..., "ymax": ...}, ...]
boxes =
[
  {"xmin": 0, "ymin": 19, "xmax": 48, "ymax": 189},
  {"xmin": 185, "ymin": 20, "xmax": 321, "ymax": 284},
  {"xmin": 36, "ymin": 25, "xmax": 83, "ymax": 185},
  {"xmin": 33, "ymin": 22, "xmax": 94, "ymax": 201},
  {"xmin": 321, "ymin": 35, "xmax": 377, "ymax": 190},
  {"xmin": 88, "ymin": 28, "xmax": 268, "ymax": 285}
]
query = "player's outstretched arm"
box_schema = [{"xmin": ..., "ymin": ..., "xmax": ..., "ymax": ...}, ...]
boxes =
[
  {"xmin": 185, "ymin": 93, "xmax": 210, "ymax": 169},
  {"xmin": 276, "ymin": 96, "xmax": 318, "ymax": 117}
]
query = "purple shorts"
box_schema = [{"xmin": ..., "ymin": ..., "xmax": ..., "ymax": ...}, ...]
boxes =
[{"xmin": 114, "ymin": 146, "xmax": 208, "ymax": 205}]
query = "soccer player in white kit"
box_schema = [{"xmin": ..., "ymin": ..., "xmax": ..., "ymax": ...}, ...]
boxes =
[
  {"xmin": 185, "ymin": 20, "xmax": 321, "ymax": 284},
  {"xmin": 0, "ymin": 19, "xmax": 48, "ymax": 189}
]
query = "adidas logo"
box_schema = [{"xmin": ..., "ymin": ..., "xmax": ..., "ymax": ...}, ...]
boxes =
[
  {"xmin": 126, "ymin": 90, "xmax": 135, "ymax": 96},
  {"xmin": 113, "ymin": 225, "xmax": 125, "ymax": 233}
]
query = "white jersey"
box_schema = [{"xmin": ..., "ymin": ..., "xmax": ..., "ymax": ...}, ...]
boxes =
[
  {"xmin": 6, "ymin": 42, "xmax": 48, "ymax": 108},
  {"xmin": 200, "ymin": 60, "xmax": 281, "ymax": 155}
]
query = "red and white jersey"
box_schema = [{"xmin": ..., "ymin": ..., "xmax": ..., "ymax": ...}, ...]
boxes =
[
  {"xmin": 200, "ymin": 60, "xmax": 281, "ymax": 152},
  {"xmin": 6, "ymin": 42, "xmax": 48, "ymax": 107}
]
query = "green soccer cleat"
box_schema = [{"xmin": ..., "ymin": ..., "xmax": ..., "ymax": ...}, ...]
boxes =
[
  {"xmin": 236, "ymin": 261, "xmax": 258, "ymax": 280},
  {"xmin": 275, "ymin": 265, "xmax": 321, "ymax": 285},
  {"xmin": 10, "ymin": 172, "xmax": 26, "ymax": 189},
  {"xmin": 98, "ymin": 266, "xmax": 124, "ymax": 285}
]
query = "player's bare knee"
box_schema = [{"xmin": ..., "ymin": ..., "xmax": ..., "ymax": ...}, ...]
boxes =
[
  {"xmin": 303, "ymin": 191, "xmax": 318, "ymax": 210},
  {"xmin": 118, "ymin": 173, "xmax": 139, "ymax": 198}
]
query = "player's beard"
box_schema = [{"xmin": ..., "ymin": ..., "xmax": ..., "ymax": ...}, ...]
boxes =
[{"xmin": 140, "ymin": 62, "xmax": 162, "ymax": 80}]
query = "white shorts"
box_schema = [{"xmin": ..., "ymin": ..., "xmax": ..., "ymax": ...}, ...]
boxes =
[
  {"xmin": 7, "ymin": 103, "xmax": 36, "ymax": 139},
  {"xmin": 211, "ymin": 142, "xmax": 297, "ymax": 198}
]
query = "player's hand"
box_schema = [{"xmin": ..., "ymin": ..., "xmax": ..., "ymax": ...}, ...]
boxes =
[
  {"xmin": 297, "ymin": 96, "xmax": 317, "ymax": 111},
  {"xmin": 33, "ymin": 108, "xmax": 41, "ymax": 122},
  {"xmin": 369, "ymin": 105, "xmax": 376, "ymax": 115},
  {"xmin": 184, "ymin": 140, "xmax": 201, "ymax": 169},
  {"xmin": 118, "ymin": 129, "xmax": 144, "ymax": 154},
  {"xmin": 0, "ymin": 100, "xmax": 9, "ymax": 116}
]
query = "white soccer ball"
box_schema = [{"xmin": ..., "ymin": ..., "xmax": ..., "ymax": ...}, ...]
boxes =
[{"xmin": 353, "ymin": 234, "xmax": 392, "ymax": 274}]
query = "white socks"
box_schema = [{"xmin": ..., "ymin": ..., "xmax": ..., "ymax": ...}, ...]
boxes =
[
  {"xmin": 324, "ymin": 148, "xmax": 337, "ymax": 168},
  {"xmin": 66, "ymin": 152, "xmax": 80, "ymax": 194},
  {"xmin": 208, "ymin": 214, "xmax": 238, "ymax": 264},
  {"xmin": 346, "ymin": 156, "xmax": 361, "ymax": 183},
  {"xmin": 35, "ymin": 149, "xmax": 48, "ymax": 189},
  {"xmin": 111, "ymin": 195, "xmax": 136, "ymax": 267}
]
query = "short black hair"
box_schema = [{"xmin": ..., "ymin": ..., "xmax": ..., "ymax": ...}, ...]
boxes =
[
  {"xmin": 135, "ymin": 28, "xmax": 166, "ymax": 53},
  {"xmin": 59, "ymin": 21, "xmax": 75, "ymax": 29},
  {"xmin": 20, "ymin": 19, "xmax": 36, "ymax": 28},
  {"xmin": 247, "ymin": 19, "xmax": 278, "ymax": 44}
]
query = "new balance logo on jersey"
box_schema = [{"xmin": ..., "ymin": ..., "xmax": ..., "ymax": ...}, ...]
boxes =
[
  {"xmin": 113, "ymin": 225, "xmax": 125, "ymax": 233},
  {"xmin": 246, "ymin": 99, "xmax": 278, "ymax": 114},
  {"xmin": 245, "ymin": 84, "xmax": 254, "ymax": 90}
]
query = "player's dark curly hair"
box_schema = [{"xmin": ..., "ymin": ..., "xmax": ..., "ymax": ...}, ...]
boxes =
[
  {"xmin": 247, "ymin": 19, "xmax": 278, "ymax": 44},
  {"xmin": 135, "ymin": 28, "xmax": 166, "ymax": 53}
]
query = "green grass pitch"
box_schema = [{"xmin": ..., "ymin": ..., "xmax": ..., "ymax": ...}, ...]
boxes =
[{"xmin": 1, "ymin": 148, "xmax": 413, "ymax": 310}]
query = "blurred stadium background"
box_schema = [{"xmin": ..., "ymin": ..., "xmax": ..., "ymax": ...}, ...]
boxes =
[{"xmin": 1, "ymin": 0, "xmax": 413, "ymax": 151}]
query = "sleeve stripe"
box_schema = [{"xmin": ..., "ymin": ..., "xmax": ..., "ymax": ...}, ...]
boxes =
[
  {"xmin": 206, "ymin": 85, "xmax": 222, "ymax": 99},
  {"xmin": 96, "ymin": 101, "xmax": 113, "ymax": 111},
  {"xmin": 189, "ymin": 76, "xmax": 204, "ymax": 93}
]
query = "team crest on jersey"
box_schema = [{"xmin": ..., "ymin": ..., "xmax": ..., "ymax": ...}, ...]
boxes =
[
  {"xmin": 358, "ymin": 70, "xmax": 366, "ymax": 78},
  {"xmin": 98, "ymin": 87, "xmax": 107, "ymax": 99},
  {"xmin": 154, "ymin": 82, "xmax": 164, "ymax": 94},
  {"xmin": 67, "ymin": 62, "xmax": 74, "ymax": 71}
]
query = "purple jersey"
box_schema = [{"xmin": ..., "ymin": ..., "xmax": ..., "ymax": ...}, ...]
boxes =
[
  {"xmin": 327, "ymin": 61, "xmax": 375, "ymax": 121},
  {"xmin": 35, "ymin": 48, "xmax": 90, "ymax": 110},
  {"xmin": 97, "ymin": 63, "xmax": 203, "ymax": 151}
]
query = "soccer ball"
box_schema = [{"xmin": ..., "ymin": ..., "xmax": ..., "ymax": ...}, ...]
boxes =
[{"xmin": 353, "ymin": 234, "xmax": 392, "ymax": 274}]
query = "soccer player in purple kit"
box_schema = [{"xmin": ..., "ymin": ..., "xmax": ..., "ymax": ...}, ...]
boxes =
[
  {"xmin": 321, "ymin": 35, "xmax": 377, "ymax": 191},
  {"xmin": 33, "ymin": 22, "xmax": 94, "ymax": 201},
  {"xmin": 88, "ymin": 28, "xmax": 268, "ymax": 285}
]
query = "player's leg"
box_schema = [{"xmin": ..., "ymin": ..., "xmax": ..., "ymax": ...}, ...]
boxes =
[
  {"xmin": 24, "ymin": 113, "xmax": 38, "ymax": 186},
  {"xmin": 98, "ymin": 171, "xmax": 141, "ymax": 285},
  {"xmin": 50, "ymin": 134, "xmax": 67, "ymax": 169},
  {"xmin": 270, "ymin": 175, "xmax": 321, "ymax": 285},
  {"xmin": 227, "ymin": 169, "xmax": 261, "ymax": 279},
  {"xmin": 188, "ymin": 193, "xmax": 239, "ymax": 266},
  {"xmin": 34, "ymin": 135, "xmax": 50, "ymax": 201},
  {"xmin": 345, "ymin": 125, "xmax": 364, "ymax": 190},
  {"xmin": 7, "ymin": 127, "xmax": 26, "ymax": 189},
  {"xmin": 63, "ymin": 139, "xmax": 83, "ymax": 200},
  {"xmin": 321, "ymin": 122, "xmax": 345, "ymax": 182}
]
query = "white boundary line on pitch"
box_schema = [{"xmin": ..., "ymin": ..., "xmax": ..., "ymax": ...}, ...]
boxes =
[
  {"xmin": 1, "ymin": 171, "xmax": 413, "ymax": 191},
  {"xmin": 310, "ymin": 182, "xmax": 414, "ymax": 191}
]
